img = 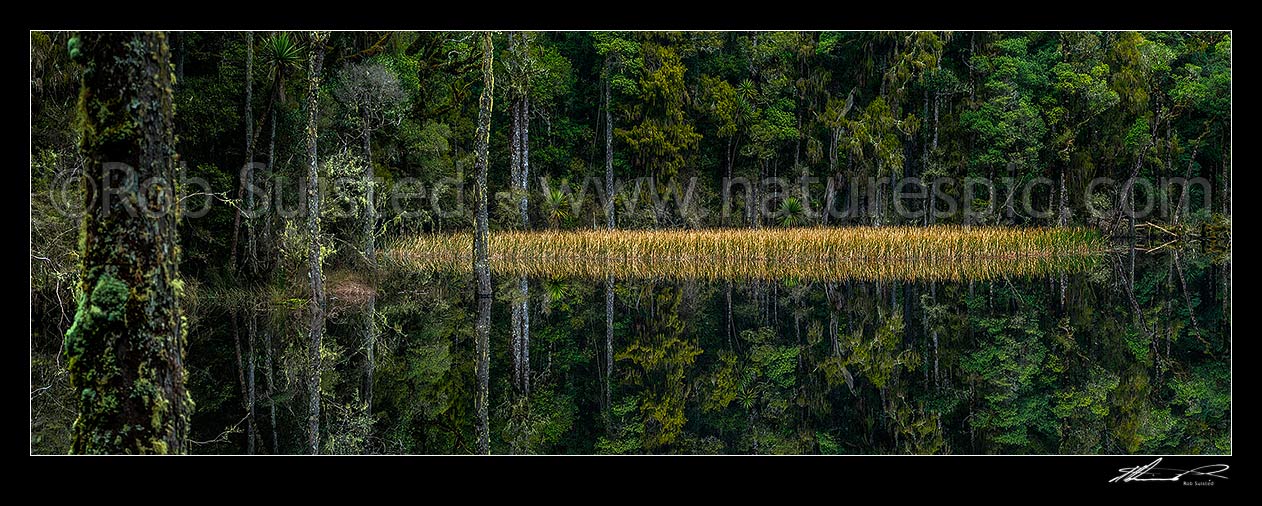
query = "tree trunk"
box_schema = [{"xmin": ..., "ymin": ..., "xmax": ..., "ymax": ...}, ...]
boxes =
[
  {"xmin": 824, "ymin": 127, "xmax": 839, "ymax": 226},
  {"xmin": 231, "ymin": 33, "xmax": 256, "ymax": 273},
  {"xmin": 305, "ymin": 31, "xmax": 328, "ymax": 455},
  {"xmin": 175, "ymin": 32, "xmax": 185, "ymax": 82},
  {"xmin": 1005, "ymin": 162, "xmax": 1016, "ymax": 224},
  {"xmin": 507, "ymin": 33, "xmax": 532, "ymax": 228},
  {"xmin": 605, "ymin": 56, "xmax": 615, "ymax": 230},
  {"xmin": 1173, "ymin": 143, "xmax": 1200, "ymax": 226},
  {"xmin": 361, "ymin": 112, "xmax": 376, "ymax": 414},
  {"xmin": 511, "ymin": 98, "xmax": 522, "ymax": 215},
  {"xmin": 245, "ymin": 32, "xmax": 258, "ymax": 278},
  {"xmin": 509, "ymin": 34, "xmax": 523, "ymax": 222},
  {"xmin": 1221, "ymin": 128, "xmax": 1230, "ymax": 217},
  {"xmin": 67, "ymin": 31, "xmax": 190, "ymax": 454},
  {"xmin": 874, "ymin": 160, "xmax": 883, "ymax": 227},
  {"xmin": 362, "ymin": 116, "xmax": 375, "ymax": 267},
  {"xmin": 264, "ymin": 77, "xmax": 279, "ymax": 277},
  {"xmin": 520, "ymin": 80, "xmax": 531, "ymax": 227},
  {"xmin": 473, "ymin": 32, "xmax": 495, "ymax": 297},
  {"xmin": 1058, "ymin": 165, "xmax": 1068, "ymax": 226}
]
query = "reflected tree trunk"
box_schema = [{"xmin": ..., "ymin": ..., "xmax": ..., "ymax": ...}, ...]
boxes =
[
  {"xmin": 232, "ymin": 310, "xmax": 254, "ymax": 453},
  {"xmin": 725, "ymin": 281, "xmax": 734, "ymax": 350},
  {"xmin": 247, "ymin": 308, "xmax": 258, "ymax": 454},
  {"xmin": 510, "ymin": 276, "xmax": 531, "ymax": 454},
  {"xmin": 362, "ymin": 296, "xmax": 376, "ymax": 416},
  {"xmin": 520, "ymin": 277, "xmax": 530, "ymax": 395},
  {"xmin": 605, "ymin": 274, "xmax": 614, "ymax": 432},
  {"xmin": 264, "ymin": 311, "xmax": 278, "ymax": 454},
  {"xmin": 475, "ymin": 294, "xmax": 491, "ymax": 455},
  {"xmin": 931, "ymin": 281, "xmax": 939, "ymax": 388},
  {"xmin": 1173, "ymin": 250, "xmax": 1204, "ymax": 346},
  {"xmin": 511, "ymin": 276, "xmax": 531, "ymax": 395}
]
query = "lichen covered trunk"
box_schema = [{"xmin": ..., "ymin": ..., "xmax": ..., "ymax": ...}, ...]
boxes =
[
  {"xmin": 604, "ymin": 275, "xmax": 614, "ymax": 433},
  {"xmin": 604, "ymin": 60, "xmax": 614, "ymax": 230},
  {"xmin": 472, "ymin": 32, "xmax": 494, "ymax": 297},
  {"xmin": 305, "ymin": 31, "xmax": 328, "ymax": 455},
  {"xmin": 244, "ymin": 32, "xmax": 258, "ymax": 277},
  {"xmin": 362, "ymin": 113, "xmax": 375, "ymax": 267},
  {"xmin": 474, "ymin": 296, "xmax": 491, "ymax": 454},
  {"xmin": 520, "ymin": 92, "xmax": 531, "ymax": 227},
  {"xmin": 67, "ymin": 31, "xmax": 190, "ymax": 454}
]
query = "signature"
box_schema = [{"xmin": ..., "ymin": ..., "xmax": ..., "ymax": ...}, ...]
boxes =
[{"xmin": 1110, "ymin": 458, "xmax": 1230, "ymax": 483}]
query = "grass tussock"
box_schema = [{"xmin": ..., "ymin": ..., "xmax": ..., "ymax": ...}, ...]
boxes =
[{"xmin": 387, "ymin": 226, "xmax": 1105, "ymax": 282}]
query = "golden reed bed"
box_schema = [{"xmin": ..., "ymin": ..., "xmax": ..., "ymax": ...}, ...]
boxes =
[{"xmin": 386, "ymin": 226, "xmax": 1105, "ymax": 282}]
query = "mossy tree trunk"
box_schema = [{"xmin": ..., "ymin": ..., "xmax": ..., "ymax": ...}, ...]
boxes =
[
  {"xmin": 66, "ymin": 31, "xmax": 191, "ymax": 454},
  {"xmin": 475, "ymin": 295, "xmax": 491, "ymax": 454},
  {"xmin": 305, "ymin": 31, "xmax": 329, "ymax": 455},
  {"xmin": 473, "ymin": 32, "xmax": 494, "ymax": 297}
]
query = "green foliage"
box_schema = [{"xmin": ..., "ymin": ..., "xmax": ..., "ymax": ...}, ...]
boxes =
[
  {"xmin": 617, "ymin": 42, "xmax": 702, "ymax": 182},
  {"xmin": 961, "ymin": 309, "xmax": 1052, "ymax": 452},
  {"xmin": 31, "ymin": 30, "xmax": 1232, "ymax": 456},
  {"xmin": 838, "ymin": 310, "xmax": 917, "ymax": 390},
  {"xmin": 615, "ymin": 287, "xmax": 703, "ymax": 449}
]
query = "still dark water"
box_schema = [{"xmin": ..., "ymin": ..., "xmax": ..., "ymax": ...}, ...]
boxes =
[{"xmin": 182, "ymin": 247, "xmax": 1229, "ymax": 454}]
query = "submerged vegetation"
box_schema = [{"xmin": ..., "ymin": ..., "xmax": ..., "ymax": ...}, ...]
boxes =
[{"xmin": 389, "ymin": 226, "xmax": 1104, "ymax": 281}]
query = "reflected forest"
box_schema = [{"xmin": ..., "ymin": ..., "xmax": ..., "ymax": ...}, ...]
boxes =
[{"xmin": 30, "ymin": 31, "xmax": 1230, "ymax": 455}]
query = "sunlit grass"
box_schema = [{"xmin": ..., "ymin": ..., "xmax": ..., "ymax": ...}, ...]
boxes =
[{"xmin": 387, "ymin": 226, "xmax": 1105, "ymax": 282}]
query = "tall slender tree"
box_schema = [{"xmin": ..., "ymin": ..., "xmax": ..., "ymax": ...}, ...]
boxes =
[
  {"xmin": 231, "ymin": 32, "xmax": 256, "ymax": 273},
  {"xmin": 473, "ymin": 32, "xmax": 495, "ymax": 297},
  {"xmin": 260, "ymin": 32, "xmax": 303, "ymax": 277},
  {"xmin": 506, "ymin": 32, "xmax": 533, "ymax": 228},
  {"xmin": 66, "ymin": 31, "xmax": 191, "ymax": 454},
  {"xmin": 244, "ymin": 32, "xmax": 258, "ymax": 276},
  {"xmin": 305, "ymin": 30, "xmax": 329, "ymax": 455}
]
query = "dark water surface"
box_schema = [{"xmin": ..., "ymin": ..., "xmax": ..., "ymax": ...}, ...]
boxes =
[{"xmin": 171, "ymin": 247, "xmax": 1230, "ymax": 454}]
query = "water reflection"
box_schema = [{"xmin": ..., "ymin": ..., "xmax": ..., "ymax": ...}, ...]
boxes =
[{"xmin": 185, "ymin": 247, "xmax": 1230, "ymax": 454}]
